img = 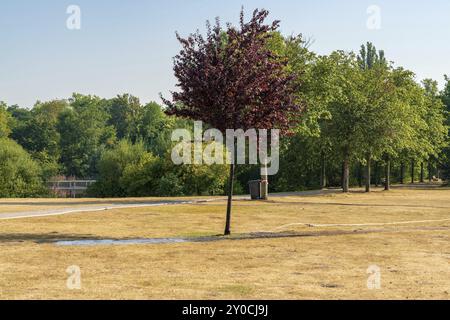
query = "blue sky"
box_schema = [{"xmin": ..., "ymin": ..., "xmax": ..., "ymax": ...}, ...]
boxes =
[{"xmin": 1, "ymin": 0, "xmax": 450, "ymax": 107}]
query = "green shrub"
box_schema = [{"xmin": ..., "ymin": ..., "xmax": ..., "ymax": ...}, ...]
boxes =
[
  {"xmin": 155, "ymin": 172, "xmax": 184, "ymax": 196},
  {"xmin": 88, "ymin": 140, "xmax": 156, "ymax": 197},
  {"xmin": 0, "ymin": 138, "xmax": 45, "ymax": 197},
  {"xmin": 89, "ymin": 139, "xmax": 231, "ymax": 197}
]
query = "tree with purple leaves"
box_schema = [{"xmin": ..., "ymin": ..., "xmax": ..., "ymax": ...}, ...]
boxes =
[{"xmin": 163, "ymin": 8, "xmax": 304, "ymax": 235}]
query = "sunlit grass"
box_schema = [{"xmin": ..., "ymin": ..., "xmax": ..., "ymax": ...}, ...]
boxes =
[{"xmin": 0, "ymin": 188, "xmax": 449, "ymax": 299}]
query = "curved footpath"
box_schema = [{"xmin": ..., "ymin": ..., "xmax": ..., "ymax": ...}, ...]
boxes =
[
  {"xmin": 1, "ymin": 184, "xmax": 444, "ymax": 220},
  {"xmin": 0, "ymin": 189, "xmax": 341, "ymax": 220}
]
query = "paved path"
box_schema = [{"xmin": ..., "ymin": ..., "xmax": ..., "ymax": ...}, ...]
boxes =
[
  {"xmin": 4, "ymin": 185, "xmax": 443, "ymax": 220},
  {"xmin": 0, "ymin": 189, "xmax": 343, "ymax": 220},
  {"xmin": 0, "ymin": 199, "xmax": 212, "ymax": 220}
]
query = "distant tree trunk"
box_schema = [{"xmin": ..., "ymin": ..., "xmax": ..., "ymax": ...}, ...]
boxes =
[
  {"xmin": 437, "ymin": 164, "xmax": 441, "ymax": 180},
  {"xmin": 400, "ymin": 162, "xmax": 405, "ymax": 184},
  {"xmin": 358, "ymin": 163, "xmax": 363, "ymax": 187},
  {"xmin": 342, "ymin": 154, "xmax": 350, "ymax": 193},
  {"xmin": 365, "ymin": 153, "xmax": 371, "ymax": 193},
  {"xmin": 320, "ymin": 152, "xmax": 326, "ymax": 189},
  {"xmin": 374, "ymin": 162, "xmax": 379, "ymax": 187},
  {"xmin": 428, "ymin": 160, "xmax": 432, "ymax": 182},
  {"xmin": 384, "ymin": 155, "xmax": 390, "ymax": 191},
  {"xmin": 411, "ymin": 159, "xmax": 415, "ymax": 184},
  {"xmin": 224, "ymin": 141, "xmax": 236, "ymax": 236},
  {"xmin": 420, "ymin": 162, "xmax": 424, "ymax": 183}
]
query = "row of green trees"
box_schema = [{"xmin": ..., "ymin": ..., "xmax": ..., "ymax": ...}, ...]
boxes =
[
  {"xmin": 268, "ymin": 39, "xmax": 449, "ymax": 192},
  {"xmin": 0, "ymin": 96, "xmax": 230, "ymax": 197},
  {"xmin": 1, "ymin": 17, "xmax": 449, "ymax": 199},
  {"xmin": 160, "ymin": 8, "xmax": 449, "ymax": 234}
]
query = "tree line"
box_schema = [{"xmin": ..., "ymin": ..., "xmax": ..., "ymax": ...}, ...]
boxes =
[{"xmin": 1, "ymin": 9, "xmax": 449, "ymax": 201}]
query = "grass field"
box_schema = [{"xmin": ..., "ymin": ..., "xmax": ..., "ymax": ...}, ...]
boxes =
[{"xmin": 0, "ymin": 187, "xmax": 449, "ymax": 299}]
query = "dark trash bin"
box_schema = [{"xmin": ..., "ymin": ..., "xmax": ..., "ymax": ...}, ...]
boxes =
[{"xmin": 248, "ymin": 180, "xmax": 262, "ymax": 200}]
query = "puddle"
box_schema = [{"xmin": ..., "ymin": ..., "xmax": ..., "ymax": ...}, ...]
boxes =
[
  {"xmin": 54, "ymin": 232, "xmax": 306, "ymax": 246},
  {"xmin": 53, "ymin": 227, "xmax": 439, "ymax": 247}
]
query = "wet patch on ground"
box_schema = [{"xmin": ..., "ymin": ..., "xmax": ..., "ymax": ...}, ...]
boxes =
[{"xmin": 52, "ymin": 226, "xmax": 449, "ymax": 246}]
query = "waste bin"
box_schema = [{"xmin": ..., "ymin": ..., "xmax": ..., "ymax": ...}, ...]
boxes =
[{"xmin": 248, "ymin": 180, "xmax": 262, "ymax": 200}]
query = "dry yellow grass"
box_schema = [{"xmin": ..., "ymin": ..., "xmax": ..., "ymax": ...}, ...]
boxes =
[{"xmin": 0, "ymin": 188, "xmax": 449, "ymax": 299}]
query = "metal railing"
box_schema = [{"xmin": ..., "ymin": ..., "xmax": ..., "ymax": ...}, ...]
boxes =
[{"xmin": 47, "ymin": 180, "xmax": 96, "ymax": 198}]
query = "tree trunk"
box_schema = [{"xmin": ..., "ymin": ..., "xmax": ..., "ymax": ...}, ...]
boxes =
[
  {"xmin": 411, "ymin": 159, "xmax": 415, "ymax": 184},
  {"xmin": 342, "ymin": 155, "xmax": 350, "ymax": 193},
  {"xmin": 428, "ymin": 160, "xmax": 432, "ymax": 182},
  {"xmin": 365, "ymin": 153, "xmax": 371, "ymax": 193},
  {"xmin": 358, "ymin": 163, "xmax": 363, "ymax": 187},
  {"xmin": 436, "ymin": 158, "xmax": 440, "ymax": 179},
  {"xmin": 400, "ymin": 162, "xmax": 404, "ymax": 184},
  {"xmin": 320, "ymin": 152, "xmax": 326, "ymax": 189},
  {"xmin": 420, "ymin": 162, "xmax": 424, "ymax": 183},
  {"xmin": 384, "ymin": 156, "xmax": 390, "ymax": 191},
  {"xmin": 374, "ymin": 162, "xmax": 379, "ymax": 187},
  {"xmin": 224, "ymin": 141, "xmax": 236, "ymax": 236}
]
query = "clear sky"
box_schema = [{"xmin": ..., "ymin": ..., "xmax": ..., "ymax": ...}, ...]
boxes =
[{"xmin": 1, "ymin": 0, "xmax": 450, "ymax": 108}]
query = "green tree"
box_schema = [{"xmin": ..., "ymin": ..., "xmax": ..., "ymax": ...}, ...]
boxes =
[
  {"xmin": 440, "ymin": 75, "xmax": 450, "ymax": 179},
  {"xmin": 419, "ymin": 79, "xmax": 449, "ymax": 181},
  {"xmin": 136, "ymin": 102, "xmax": 175, "ymax": 157},
  {"xmin": 0, "ymin": 102, "xmax": 12, "ymax": 138},
  {"xmin": 58, "ymin": 94, "xmax": 116, "ymax": 177},
  {"xmin": 356, "ymin": 42, "xmax": 388, "ymax": 192},
  {"xmin": 106, "ymin": 94, "xmax": 141, "ymax": 140},
  {"xmin": 318, "ymin": 51, "xmax": 367, "ymax": 192},
  {"xmin": 90, "ymin": 140, "xmax": 158, "ymax": 197},
  {"xmin": 0, "ymin": 138, "xmax": 45, "ymax": 197}
]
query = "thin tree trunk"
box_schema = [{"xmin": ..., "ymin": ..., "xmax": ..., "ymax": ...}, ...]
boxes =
[
  {"xmin": 224, "ymin": 141, "xmax": 236, "ymax": 236},
  {"xmin": 358, "ymin": 163, "xmax": 363, "ymax": 187},
  {"xmin": 428, "ymin": 160, "xmax": 432, "ymax": 182},
  {"xmin": 342, "ymin": 155, "xmax": 350, "ymax": 193},
  {"xmin": 400, "ymin": 162, "xmax": 404, "ymax": 184},
  {"xmin": 320, "ymin": 152, "xmax": 326, "ymax": 189},
  {"xmin": 436, "ymin": 159, "xmax": 440, "ymax": 179},
  {"xmin": 411, "ymin": 159, "xmax": 415, "ymax": 184},
  {"xmin": 365, "ymin": 153, "xmax": 371, "ymax": 193},
  {"xmin": 385, "ymin": 156, "xmax": 390, "ymax": 191},
  {"xmin": 420, "ymin": 162, "xmax": 424, "ymax": 183},
  {"xmin": 374, "ymin": 162, "xmax": 380, "ymax": 187}
]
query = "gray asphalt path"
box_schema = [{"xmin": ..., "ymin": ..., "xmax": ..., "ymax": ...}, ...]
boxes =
[
  {"xmin": 0, "ymin": 199, "xmax": 206, "ymax": 220},
  {"xmin": 0, "ymin": 188, "xmax": 357, "ymax": 220}
]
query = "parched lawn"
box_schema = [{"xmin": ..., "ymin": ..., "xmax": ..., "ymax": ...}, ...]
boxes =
[{"xmin": 0, "ymin": 188, "xmax": 449, "ymax": 299}]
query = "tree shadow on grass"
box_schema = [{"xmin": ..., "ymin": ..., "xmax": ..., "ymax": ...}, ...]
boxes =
[
  {"xmin": 261, "ymin": 200, "xmax": 450, "ymax": 210},
  {"xmin": 2, "ymin": 225, "xmax": 448, "ymax": 246},
  {"xmin": 0, "ymin": 233, "xmax": 113, "ymax": 244},
  {"xmin": 0, "ymin": 230, "xmax": 363, "ymax": 245}
]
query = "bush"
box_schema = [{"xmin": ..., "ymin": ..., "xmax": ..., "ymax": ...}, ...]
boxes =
[
  {"xmin": 88, "ymin": 140, "xmax": 156, "ymax": 197},
  {"xmin": 120, "ymin": 153, "xmax": 161, "ymax": 196},
  {"xmin": 155, "ymin": 172, "xmax": 184, "ymax": 196},
  {"xmin": 0, "ymin": 138, "xmax": 45, "ymax": 197},
  {"xmin": 89, "ymin": 139, "xmax": 230, "ymax": 197}
]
